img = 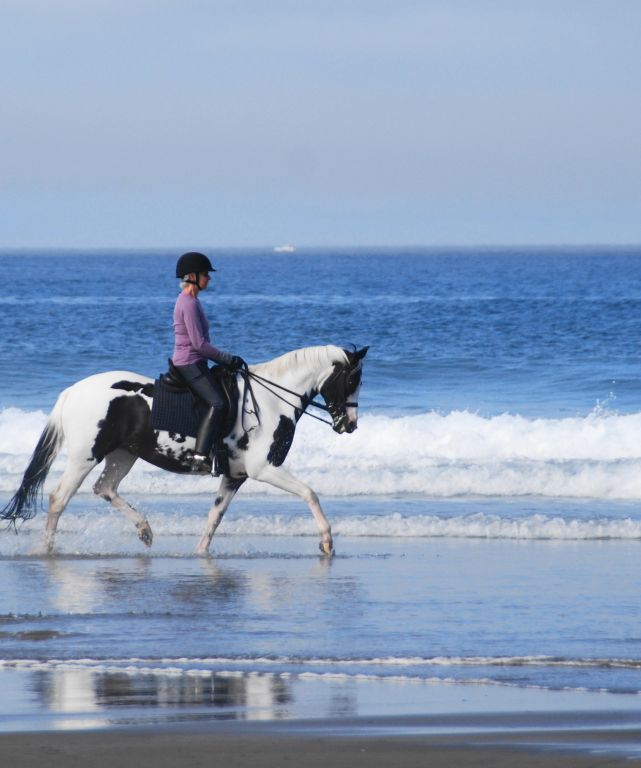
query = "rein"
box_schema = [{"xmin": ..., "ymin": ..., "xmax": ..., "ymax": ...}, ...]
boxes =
[{"xmin": 239, "ymin": 369, "xmax": 357, "ymax": 429}]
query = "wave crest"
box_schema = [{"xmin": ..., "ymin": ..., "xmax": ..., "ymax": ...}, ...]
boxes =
[{"xmin": 3, "ymin": 407, "xmax": 641, "ymax": 499}]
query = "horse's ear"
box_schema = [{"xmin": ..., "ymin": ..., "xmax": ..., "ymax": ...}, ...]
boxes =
[{"xmin": 344, "ymin": 345, "xmax": 369, "ymax": 364}]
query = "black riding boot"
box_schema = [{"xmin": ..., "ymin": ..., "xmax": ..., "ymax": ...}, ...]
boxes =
[{"xmin": 193, "ymin": 406, "xmax": 228, "ymax": 476}]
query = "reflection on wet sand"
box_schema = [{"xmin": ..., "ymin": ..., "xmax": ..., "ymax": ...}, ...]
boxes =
[{"xmin": 32, "ymin": 668, "xmax": 294, "ymax": 724}]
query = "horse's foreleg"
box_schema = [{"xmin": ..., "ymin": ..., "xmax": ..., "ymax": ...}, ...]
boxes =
[
  {"xmin": 254, "ymin": 465, "xmax": 333, "ymax": 556},
  {"xmin": 93, "ymin": 450, "xmax": 152, "ymax": 547},
  {"xmin": 45, "ymin": 457, "xmax": 96, "ymax": 555},
  {"xmin": 196, "ymin": 476, "xmax": 246, "ymax": 556}
]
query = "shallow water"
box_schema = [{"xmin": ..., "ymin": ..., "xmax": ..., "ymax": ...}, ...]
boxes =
[{"xmin": 2, "ymin": 494, "xmax": 641, "ymax": 733}]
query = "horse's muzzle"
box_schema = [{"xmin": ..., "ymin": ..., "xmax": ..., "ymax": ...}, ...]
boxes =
[{"xmin": 333, "ymin": 415, "xmax": 357, "ymax": 434}]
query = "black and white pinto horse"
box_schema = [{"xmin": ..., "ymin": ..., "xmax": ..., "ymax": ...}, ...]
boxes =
[{"xmin": 1, "ymin": 345, "xmax": 367, "ymax": 556}]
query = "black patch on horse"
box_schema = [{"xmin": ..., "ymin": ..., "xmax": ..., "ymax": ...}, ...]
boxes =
[
  {"xmin": 267, "ymin": 416, "xmax": 295, "ymax": 467},
  {"xmin": 237, "ymin": 432, "xmax": 250, "ymax": 451},
  {"xmin": 111, "ymin": 380, "xmax": 154, "ymax": 397},
  {"xmin": 92, "ymin": 394, "xmax": 158, "ymax": 463},
  {"xmin": 92, "ymin": 394, "xmax": 196, "ymax": 474}
]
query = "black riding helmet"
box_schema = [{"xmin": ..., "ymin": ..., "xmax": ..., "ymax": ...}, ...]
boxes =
[{"xmin": 175, "ymin": 251, "xmax": 216, "ymax": 279}]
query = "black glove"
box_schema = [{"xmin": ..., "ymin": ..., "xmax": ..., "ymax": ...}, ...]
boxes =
[{"xmin": 229, "ymin": 355, "xmax": 247, "ymax": 371}]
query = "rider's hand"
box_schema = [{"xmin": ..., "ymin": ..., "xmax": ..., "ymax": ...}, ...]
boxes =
[{"xmin": 229, "ymin": 355, "xmax": 247, "ymax": 371}]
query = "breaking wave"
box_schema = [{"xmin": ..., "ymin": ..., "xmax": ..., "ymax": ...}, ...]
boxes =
[{"xmin": 3, "ymin": 406, "xmax": 641, "ymax": 500}]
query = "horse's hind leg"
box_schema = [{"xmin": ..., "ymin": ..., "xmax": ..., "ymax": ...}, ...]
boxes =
[
  {"xmin": 195, "ymin": 476, "xmax": 246, "ymax": 556},
  {"xmin": 45, "ymin": 456, "xmax": 97, "ymax": 554},
  {"xmin": 254, "ymin": 465, "xmax": 333, "ymax": 556},
  {"xmin": 93, "ymin": 449, "xmax": 153, "ymax": 547}
]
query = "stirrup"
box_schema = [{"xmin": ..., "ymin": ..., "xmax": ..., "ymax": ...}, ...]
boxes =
[
  {"xmin": 212, "ymin": 447, "xmax": 229, "ymax": 477},
  {"xmin": 191, "ymin": 453, "xmax": 213, "ymax": 474}
]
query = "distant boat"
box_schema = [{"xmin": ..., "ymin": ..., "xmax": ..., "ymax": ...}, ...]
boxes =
[{"xmin": 273, "ymin": 244, "xmax": 296, "ymax": 253}]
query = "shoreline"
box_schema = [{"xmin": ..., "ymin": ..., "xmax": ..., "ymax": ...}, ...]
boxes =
[{"xmin": 2, "ymin": 718, "xmax": 641, "ymax": 767}]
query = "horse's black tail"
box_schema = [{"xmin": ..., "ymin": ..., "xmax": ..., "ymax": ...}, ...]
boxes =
[{"xmin": 1, "ymin": 391, "xmax": 66, "ymax": 527}]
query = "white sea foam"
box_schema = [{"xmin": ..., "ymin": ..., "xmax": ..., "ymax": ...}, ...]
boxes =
[
  {"xmin": 3, "ymin": 507, "xmax": 641, "ymax": 549},
  {"xmin": 4, "ymin": 406, "xmax": 641, "ymax": 500},
  {"xmin": 1, "ymin": 656, "xmax": 638, "ymax": 694},
  {"xmin": 199, "ymin": 511, "xmax": 641, "ymax": 540},
  {"xmin": 4, "ymin": 654, "xmax": 640, "ymax": 671}
]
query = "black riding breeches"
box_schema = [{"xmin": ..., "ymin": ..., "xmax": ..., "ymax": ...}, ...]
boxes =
[
  {"xmin": 175, "ymin": 360, "xmax": 225, "ymax": 409},
  {"xmin": 175, "ymin": 361, "xmax": 226, "ymax": 456}
]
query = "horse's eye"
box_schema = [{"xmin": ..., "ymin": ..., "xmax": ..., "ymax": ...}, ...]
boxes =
[{"xmin": 347, "ymin": 373, "xmax": 360, "ymax": 390}]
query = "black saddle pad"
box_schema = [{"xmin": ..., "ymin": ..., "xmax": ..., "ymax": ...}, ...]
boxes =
[
  {"xmin": 150, "ymin": 379, "xmax": 204, "ymax": 438},
  {"xmin": 150, "ymin": 367, "xmax": 239, "ymax": 439}
]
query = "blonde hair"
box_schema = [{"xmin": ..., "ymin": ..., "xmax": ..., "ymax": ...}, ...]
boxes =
[{"xmin": 179, "ymin": 274, "xmax": 196, "ymax": 290}]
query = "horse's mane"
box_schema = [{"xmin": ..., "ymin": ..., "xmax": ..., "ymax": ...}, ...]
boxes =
[{"xmin": 252, "ymin": 345, "xmax": 348, "ymax": 379}]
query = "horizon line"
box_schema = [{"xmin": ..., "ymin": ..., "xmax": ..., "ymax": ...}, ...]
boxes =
[{"xmin": 1, "ymin": 243, "xmax": 641, "ymax": 253}]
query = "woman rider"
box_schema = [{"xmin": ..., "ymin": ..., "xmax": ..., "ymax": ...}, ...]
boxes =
[{"xmin": 172, "ymin": 251, "xmax": 245, "ymax": 475}]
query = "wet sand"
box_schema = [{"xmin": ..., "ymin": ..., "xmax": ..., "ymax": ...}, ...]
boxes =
[{"xmin": 1, "ymin": 724, "xmax": 641, "ymax": 767}]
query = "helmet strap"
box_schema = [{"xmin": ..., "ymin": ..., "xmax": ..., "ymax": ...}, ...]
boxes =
[{"xmin": 182, "ymin": 274, "xmax": 200, "ymax": 297}]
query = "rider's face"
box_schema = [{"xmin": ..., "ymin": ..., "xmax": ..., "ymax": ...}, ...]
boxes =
[{"xmin": 198, "ymin": 272, "xmax": 211, "ymax": 290}]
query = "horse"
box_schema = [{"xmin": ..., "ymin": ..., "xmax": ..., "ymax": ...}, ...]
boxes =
[{"xmin": 1, "ymin": 344, "xmax": 368, "ymax": 556}]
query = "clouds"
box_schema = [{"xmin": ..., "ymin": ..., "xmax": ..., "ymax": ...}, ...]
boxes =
[{"xmin": 2, "ymin": 1, "xmax": 641, "ymax": 246}]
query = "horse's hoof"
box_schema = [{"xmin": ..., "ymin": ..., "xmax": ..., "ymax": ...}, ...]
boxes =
[
  {"xmin": 319, "ymin": 540, "xmax": 335, "ymax": 557},
  {"xmin": 34, "ymin": 540, "xmax": 54, "ymax": 557},
  {"xmin": 137, "ymin": 522, "xmax": 153, "ymax": 547}
]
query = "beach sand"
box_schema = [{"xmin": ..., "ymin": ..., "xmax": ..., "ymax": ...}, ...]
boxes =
[{"xmin": 2, "ymin": 724, "xmax": 641, "ymax": 767}]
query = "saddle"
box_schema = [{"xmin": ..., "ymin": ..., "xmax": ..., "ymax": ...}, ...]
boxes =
[{"xmin": 150, "ymin": 360, "xmax": 239, "ymax": 439}]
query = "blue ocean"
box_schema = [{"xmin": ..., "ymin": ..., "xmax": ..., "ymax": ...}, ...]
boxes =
[{"xmin": 3, "ymin": 247, "xmax": 641, "ymax": 733}]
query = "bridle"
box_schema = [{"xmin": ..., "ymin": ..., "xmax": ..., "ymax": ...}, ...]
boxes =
[{"xmin": 238, "ymin": 362, "xmax": 360, "ymax": 431}]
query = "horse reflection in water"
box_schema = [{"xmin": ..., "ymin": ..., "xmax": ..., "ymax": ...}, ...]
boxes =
[
  {"xmin": 32, "ymin": 668, "xmax": 293, "ymax": 722},
  {"xmin": 20, "ymin": 556, "xmax": 360, "ymax": 725},
  {"xmin": 1, "ymin": 345, "xmax": 367, "ymax": 556},
  {"xmin": 36, "ymin": 558, "xmax": 294, "ymax": 722}
]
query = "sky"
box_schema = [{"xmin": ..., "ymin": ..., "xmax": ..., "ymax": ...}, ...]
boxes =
[{"xmin": 2, "ymin": 0, "xmax": 641, "ymax": 248}]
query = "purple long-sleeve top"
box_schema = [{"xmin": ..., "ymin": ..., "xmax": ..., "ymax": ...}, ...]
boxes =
[{"xmin": 172, "ymin": 291, "xmax": 232, "ymax": 367}]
